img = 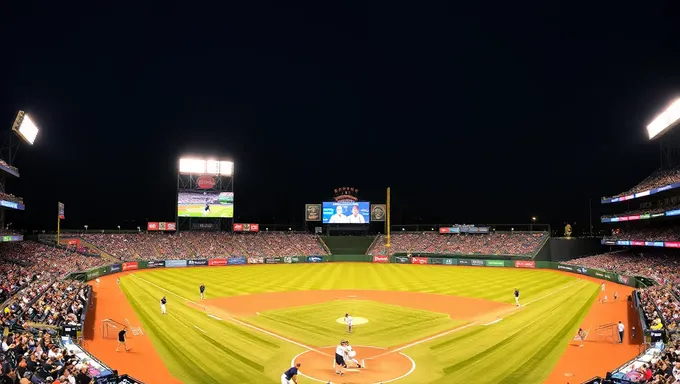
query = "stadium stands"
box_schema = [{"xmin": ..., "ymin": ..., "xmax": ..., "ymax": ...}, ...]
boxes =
[
  {"xmin": 604, "ymin": 227, "xmax": 680, "ymax": 242},
  {"xmin": 604, "ymin": 166, "xmax": 680, "ymax": 199},
  {"xmin": 366, "ymin": 231, "xmax": 547, "ymax": 256},
  {"xmin": 0, "ymin": 191, "xmax": 23, "ymax": 204}
]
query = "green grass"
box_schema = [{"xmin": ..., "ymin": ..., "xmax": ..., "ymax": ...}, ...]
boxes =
[
  {"xmin": 245, "ymin": 299, "xmax": 465, "ymax": 348},
  {"xmin": 177, "ymin": 204, "xmax": 233, "ymax": 218},
  {"xmin": 120, "ymin": 263, "xmax": 598, "ymax": 383}
]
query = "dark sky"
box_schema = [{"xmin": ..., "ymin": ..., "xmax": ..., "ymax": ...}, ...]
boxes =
[{"xmin": 2, "ymin": 1, "xmax": 680, "ymax": 231}]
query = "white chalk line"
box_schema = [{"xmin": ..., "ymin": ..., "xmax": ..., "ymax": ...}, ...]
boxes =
[
  {"xmin": 194, "ymin": 325, "xmax": 207, "ymax": 334},
  {"xmin": 483, "ymin": 318, "xmax": 503, "ymax": 326},
  {"xmin": 130, "ymin": 274, "xmax": 330, "ymax": 357}
]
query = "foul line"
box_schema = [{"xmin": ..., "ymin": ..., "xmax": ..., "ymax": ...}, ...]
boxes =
[
  {"xmin": 483, "ymin": 318, "xmax": 502, "ymax": 326},
  {"xmin": 130, "ymin": 274, "xmax": 331, "ymax": 357},
  {"xmin": 368, "ymin": 279, "xmax": 586, "ymax": 359}
]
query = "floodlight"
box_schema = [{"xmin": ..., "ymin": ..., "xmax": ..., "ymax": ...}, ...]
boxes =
[
  {"xmin": 647, "ymin": 98, "xmax": 680, "ymax": 140},
  {"xmin": 11, "ymin": 111, "xmax": 39, "ymax": 145}
]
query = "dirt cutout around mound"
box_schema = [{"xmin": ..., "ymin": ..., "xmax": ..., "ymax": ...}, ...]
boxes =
[{"xmin": 206, "ymin": 289, "xmax": 513, "ymax": 324}]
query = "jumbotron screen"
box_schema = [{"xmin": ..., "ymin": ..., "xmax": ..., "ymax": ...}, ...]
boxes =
[
  {"xmin": 178, "ymin": 191, "xmax": 234, "ymax": 218},
  {"xmin": 322, "ymin": 201, "xmax": 370, "ymax": 224}
]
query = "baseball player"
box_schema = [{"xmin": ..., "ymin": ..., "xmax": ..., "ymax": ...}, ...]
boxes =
[
  {"xmin": 345, "ymin": 313, "xmax": 353, "ymax": 333},
  {"xmin": 334, "ymin": 340, "xmax": 348, "ymax": 376},
  {"xmin": 281, "ymin": 363, "xmax": 301, "ymax": 384},
  {"xmin": 160, "ymin": 296, "xmax": 167, "ymax": 314},
  {"xmin": 514, "ymin": 288, "xmax": 520, "ymax": 307},
  {"xmin": 200, "ymin": 283, "xmax": 206, "ymax": 300},
  {"xmin": 345, "ymin": 343, "xmax": 361, "ymax": 368}
]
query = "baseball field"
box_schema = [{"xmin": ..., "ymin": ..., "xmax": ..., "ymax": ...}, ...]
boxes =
[
  {"xmin": 177, "ymin": 204, "xmax": 234, "ymax": 218},
  {"xmin": 85, "ymin": 263, "xmax": 640, "ymax": 384}
]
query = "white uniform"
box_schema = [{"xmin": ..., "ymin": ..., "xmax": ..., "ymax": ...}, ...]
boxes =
[
  {"xmin": 329, "ymin": 213, "xmax": 347, "ymax": 223},
  {"xmin": 601, "ymin": 283, "xmax": 605, "ymax": 292},
  {"xmin": 346, "ymin": 316, "xmax": 353, "ymax": 327},
  {"xmin": 346, "ymin": 214, "xmax": 365, "ymax": 223},
  {"xmin": 95, "ymin": 278, "xmax": 100, "ymax": 286},
  {"xmin": 345, "ymin": 345, "xmax": 360, "ymax": 366}
]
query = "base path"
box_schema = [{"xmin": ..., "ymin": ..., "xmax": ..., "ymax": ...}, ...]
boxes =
[
  {"xmin": 207, "ymin": 289, "xmax": 512, "ymax": 321},
  {"xmin": 84, "ymin": 272, "xmax": 181, "ymax": 384},
  {"xmin": 293, "ymin": 346, "xmax": 414, "ymax": 384}
]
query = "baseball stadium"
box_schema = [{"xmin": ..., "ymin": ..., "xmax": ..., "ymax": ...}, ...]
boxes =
[{"xmin": 2, "ymin": 105, "xmax": 680, "ymax": 384}]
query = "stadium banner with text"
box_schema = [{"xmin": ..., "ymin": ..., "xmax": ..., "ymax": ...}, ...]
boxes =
[
  {"xmin": 85, "ymin": 266, "xmax": 109, "ymax": 280},
  {"xmin": 429, "ymin": 257, "xmax": 444, "ymax": 265},
  {"xmin": 265, "ymin": 257, "xmax": 282, "ymax": 264},
  {"xmin": 370, "ymin": 204, "xmax": 386, "ymax": 222},
  {"xmin": 248, "ymin": 257, "xmax": 264, "ymax": 264},
  {"xmin": 233, "ymin": 223, "xmax": 259, "ymax": 232},
  {"xmin": 284, "ymin": 256, "xmax": 304, "ymax": 264},
  {"xmin": 552, "ymin": 263, "xmax": 636, "ymax": 287},
  {"xmin": 394, "ymin": 256, "xmax": 410, "ymax": 264},
  {"xmin": 59, "ymin": 202, "xmax": 65, "ymax": 219},
  {"xmin": 322, "ymin": 201, "xmax": 371, "ymax": 224},
  {"xmin": 470, "ymin": 259, "xmax": 484, "ymax": 266},
  {"xmin": 165, "ymin": 260, "xmax": 187, "ymax": 268},
  {"xmin": 188, "ymin": 259, "xmax": 208, "ymax": 266},
  {"xmin": 306, "ymin": 256, "xmax": 324, "ymax": 263},
  {"xmin": 147, "ymin": 260, "xmax": 165, "ymax": 268},
  {"xmin": 305, "ymin": 204, "xmax": 321, "ymax": 221},
  {"xmin": 373, "ymin": 255, "xmax": 389, "ymax": 263},
  {"xmin": 209, "ymin": 258, "xmax": 228, "ymax": 266},
  {"xmin": 147, "ymin": 222, "xmax": 159, "ymax": 230},
  {"xmin": 514, "ymin": 260, "xmax": 536, "ymax": 268},
  {"xmin": 443, "ymin": 258, "xmax": 457, "ymax": 265},
  {"xmin": 109, "ymin": 264, "xmax": 122, "ymax": 273},
  {"xmin": 122, "ymin": 262, "xmax": 138, "ymax": 271},
  {"xmin": 0, "ymin": 200, "xmax": 25, "ymax": 211},
  {"xmin": 137, "ymin": 261, "xmax": 149, "ymax": 269},
  {"xmin": 485, "ymin": 260, "xmax": 505, "ymax": 267},
  {"xmin": 227, "ymin": 257, "xmax": 247, "ymax": 265},
  {"xmin": 457, "ymin": 259, "xmax": 471, "ymax": 266},
  {"xmin": 411, "ymin": 257, "xmax": 428, "ymax": 265}
]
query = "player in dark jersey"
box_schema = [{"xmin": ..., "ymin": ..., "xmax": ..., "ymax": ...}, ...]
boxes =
[
  {"xmin": 203, "ymin": 203, "xmax": 211, "ymax": 217},
  {"xmin": 281, "ymin": 363, "xmax": 301, "ymax": 384},
  {"xmin": 116, "ymin": 328, "xmax": 129, "ymax": 352},
  {"xmin": 200, "ymin": 284, "xmax": 206, "ymax": 300},
  {"xmin": 514, "ymin": 288, "xmax": 520, "ymax": 307},
  {"xmin": 160, "ymin": 296, "xmax": 167, "ymax": 314}
]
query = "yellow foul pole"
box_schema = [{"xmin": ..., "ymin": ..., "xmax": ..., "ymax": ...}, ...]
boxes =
[{"xmin": 386, "ymin": 187, "xmax": 390, "ymax": 248}]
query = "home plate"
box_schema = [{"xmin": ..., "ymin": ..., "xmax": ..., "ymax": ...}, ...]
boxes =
[{"xmin": 345, "ymin": 369, "xmax": 360, "ymax": 372}]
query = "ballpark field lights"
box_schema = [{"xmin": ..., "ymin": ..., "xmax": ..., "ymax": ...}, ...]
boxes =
[
  {"xmin": 11, "ymin": 111, "xmax": 40, "ymax": 145},
  {"xmin": 647, "ymin": 98, "xmax": 680, "ymax": 140},
  {"xmin": 179, "ymin": 158, "xmax": 234, "ymax": 175}
]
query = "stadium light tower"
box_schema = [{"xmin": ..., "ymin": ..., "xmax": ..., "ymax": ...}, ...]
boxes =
[{"xmin": 648, "ymin": 98, "xmax": 680, "ymax": 168}]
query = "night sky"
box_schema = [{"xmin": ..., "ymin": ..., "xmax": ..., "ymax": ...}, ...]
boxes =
[{"xmin": 2, "ymin": 1, "xmax": 679, "ymax": 231}]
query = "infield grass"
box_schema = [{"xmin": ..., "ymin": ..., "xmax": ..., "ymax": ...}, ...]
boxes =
[{"xmin": 120, "ymin": 263, "xmax": 599, "ymax": 383}]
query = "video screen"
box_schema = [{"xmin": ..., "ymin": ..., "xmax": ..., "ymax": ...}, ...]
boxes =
[
  {"xmin": 178, "ymin": 191, "xmax": 234, "ymax": 218},
  {"xmin": 322, "ymin": 202, "xmax": 370, "ymax": 224}
]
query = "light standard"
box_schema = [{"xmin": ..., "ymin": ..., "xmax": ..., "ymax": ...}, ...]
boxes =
[
  {"xmin": 117, "ymin": 225, "xmax": 121, "ymax": 233},
  {"xmin": 84, "ymin": 225, "xmax": 88, "ymax": 233}
]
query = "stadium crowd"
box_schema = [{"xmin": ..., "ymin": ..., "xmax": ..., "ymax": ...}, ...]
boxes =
[
  {"xmin": 606, "ymin": 166, "xmax": 680, "ymax": 199},
  {"xmin": 604, "ymin": 227, "xmax": 680, "ymax": 242},
  {"xmin": 367, "ymin": 231, "xmax": 547, "ymax": 256},
  {"xmin": 566, "ymin": 251, "xmax": 680, "ymax": 335},
  {"xmin": 0, "ymin": 192, "xmax": 23, "ymax": 205}
]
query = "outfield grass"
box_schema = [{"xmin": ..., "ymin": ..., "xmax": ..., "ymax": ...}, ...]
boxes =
[
  {"xmin": 120, "ymin": 263, "xmax": 598, "ymax": 383},
  {"xmin": 177, "ymin": 204, "xmax": 234, "ymax": 218}
]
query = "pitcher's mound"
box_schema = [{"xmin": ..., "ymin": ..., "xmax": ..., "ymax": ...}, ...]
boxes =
[
  {"xmin": 335, "ymin": 317, "xmax": 369, "ymax": 325},
  {"xmin": 292, "ymin": 346, "xmax": 415, "ymax": 384}
]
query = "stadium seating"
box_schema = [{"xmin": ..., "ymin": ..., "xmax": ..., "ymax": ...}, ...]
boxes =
[
  {"xmin": 0, "ymin": 191, "xmax": 23, "ymax": 204},
  {"xmin": 604, "ymin": 227, "xmax": 680, "ymax": 242},
  {"xmin": 366, "ymin": 231, "xmax": 547, "ymax": 256},
  {"xmin": 604, "ymin": 166, "xmax": 680, "ymax": 199}
]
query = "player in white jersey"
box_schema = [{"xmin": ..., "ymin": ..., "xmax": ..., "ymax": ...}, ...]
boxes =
[
  {"xmin": 344, "ymin": 344, "xmax": 362, "ymax": 368},
  {"xmin": 334, "ymin": 341, "xmax": 348, "ymax": 376},
  {"xmin": 345, "ymin": 313, "xmax": 353, "ymax": 333}
]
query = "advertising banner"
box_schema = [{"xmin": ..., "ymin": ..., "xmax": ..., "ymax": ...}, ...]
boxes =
[
  {"xmin": 233, "ymin": 223, "xmax": 260, "ymax": 232},
  {"xmin": 429, "ymin": 257, "xmax": 444, "ymax": 265},
  {"xmin": 165, "ymin": 260, "xmax": 187, "ymax": 268},
  {"xmin": 58, "ymin": 202, "xmax": 65, "ymax": 219},
  {"xmin": 147, "ymin": 222, "xmax": 159, "ymax": 231},
  {"xmin": 109, "ymin": 264, "xmax": 122, "ymax": 273},
  {"xmin": 514, "ymin": 260, "xmax": 536, "ymax": 268},
  {"xmin": 556, "ymin": 263, "xmax": 574, "ymax": 272},
  {"xmin": 306, "ymin": 256, "xmax": 324, "ymax": 263},
  {"xmin": 265, "ymin": 257, "xmax": 282, "ymax": 264},
  {"xmin": 122, "ymin": 262, "xmax": 138, "ymax": 271},
  {"xmin": 284, "ymin": 256, "xmax": 301, "ymax": 264},
  {"xmin": 227, "ymin": 257, "xmax": 247, "ymax": 265},
  {"xmin": 305, "ymin": 204, "xmax": 321, "ymax": 221},
  {"xmin": 394, "ymin": 256, "xmax": 410, "ymax": 264},
  {"xmin": 373, "ymin": 255, "xmax": 389, "ymax": 263},
  {"xmin": 458, "ymin": 259, "xmax": 471, "ymax": 266},
  {"xmin": 485, "ymin": 260, "xmax": 504, "ymax": 267},
  {"xmin": 209, "ymin": 258, "xmax": 228, "ymax": 266},
  {"xmin": 86, "ymin": 266, "xmax": 109, "ymax": 280},
  {"xmin": 443, "ymin": 258, "xmax": 456, "ymax": 265},
  {"xmin": 617, "ymin": 275, "xmax": 630, "ymax": 285},
  {"xmin": 147, "ymin": 261, "xmax": 165, "ymax": 268},
  {"xmin": 188, "ymin": 259, "xmax": 208, "ymax": 266},
  {"xmin": 411, "ymin": 257, "xmax": 428, "ymax": 265},
  {"xmin": 248, "ymin": 257, "xmax": 264, "ymax": 264},
  {"xmin": 470, "ymin": 260, "xmax": 484, "ymax": 266}
]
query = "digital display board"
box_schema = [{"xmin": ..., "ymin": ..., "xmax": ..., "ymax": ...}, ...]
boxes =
[
  {"xmin": 322, "ymin": 201, "xmax": 370, "ymax": 224},
  {"xmin": 178, "ymin": 191, "xmax": 234, "ymax": 218}
]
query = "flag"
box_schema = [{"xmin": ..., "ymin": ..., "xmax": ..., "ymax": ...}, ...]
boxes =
[{"xmin": 58, "ymin": 202, "xmax": 65, "ymax": 219}]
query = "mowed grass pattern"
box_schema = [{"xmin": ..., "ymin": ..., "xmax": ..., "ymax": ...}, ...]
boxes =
[
  {"xmin": 246, "ymin": 300, "xmax": 465, "ymax": 348},
  {"xmin": 120, "ymin": 263, "xmax": 598, "ymax": 383}
]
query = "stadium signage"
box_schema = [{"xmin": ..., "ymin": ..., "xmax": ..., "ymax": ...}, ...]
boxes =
[
  {"xmin": 576, "ymin": 266, "xmax": 588, "ymax": 275},
  {"xmin": 110, "ymin": 264, "xmax": 122, "ymax": 272},
  {"xmin": 227, "ymin": 257, "xmax": 246, "ymax": 265},
  {"xmin": 430, "ymin": 257, "xmax": 444, "ymax": 265},
  {"xmin": 209, "ymin": 258, "xmax": 228, "ymax": 266},
  {"xmin": 514, "ymin": 260, "xmax": 535, "ymax": 268},
  {"xmin": 147, "ymin": 222, "xmax": 177, "ymax": 231},
  {"xmin": 248, "ymin": 257, "xmax": 264, "ymax": 264},
  {"xmin": 556, "ymin": 264, "xmax": 573, "ymax": 271},
  {"xmin": 284, "ymin": 256, "xmax": 301, "ymax": 264},
  {"xmin": 470, "ymin": 260, "xmax": 484, "ymax": 266},
  {"xmin": 165, "ymin": 260, "xmax": 187, "ymax": 268},
  {"xmin": 333, "ymin": 187, "xmax": 359, "ymax": 202},
  {"xmin": 147, "ymin": 261, "xmax": 165, "ymax": 268},
  {"xmin": 265, "ymin": 257, "xmax": 282, "ymax": 264},
  {"xmin": 443, "ymin": 258, "xmax": 456, "ymax": 265},
  {"xmin": 394, "ymin": 256, "xmax": 410, "ymax": 264},
  {"xmin": 485, "ymin": 260, "xmax": 504, "ymax": 267},
  {"xmin": 196, "ymin": 175, "xmax": 216, "ymax": 189},
  {"xmin": 0, "ymin": 200, "xmax": 22, "ymax": 210},
  {"xmin": 188, "ymin": 259, "xmax": 208, "ymax": 266},
  {"xmin": 307, "ymin": 256, "xmax": 323, "ymax": 263},
  {"xmin": 665, "ymin": 242, "xmax": 680, "ymax": 248},
  {"xmin": 457, "ymin": 259, "xmax": 471, "ymax": 266},
  {"xmin": 122, "ymin": 262, "xmax": 138, "ymax": 271},
  {"xmin": 411, "ymin": 257, "xmax": 428, "ymax": 265},
  {"xmin": 617, "ymin": 275, "xmax": 629, "ymax": 284},
  {"xmin": 373, "ymin": 255, "xmax": 389, "ymax": 263},
  {"xmin": 233, "ymin": 223, "xmax": 259, "ymax": 232}
]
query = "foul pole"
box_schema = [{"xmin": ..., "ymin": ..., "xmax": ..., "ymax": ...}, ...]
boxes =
[
  {"xmin": 57, "ymin": 202, "xmax": 61, "ymax": 244},
  {"xmin": 386, "ymin": 187, "xmax": 391, "ymax": 249}
]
